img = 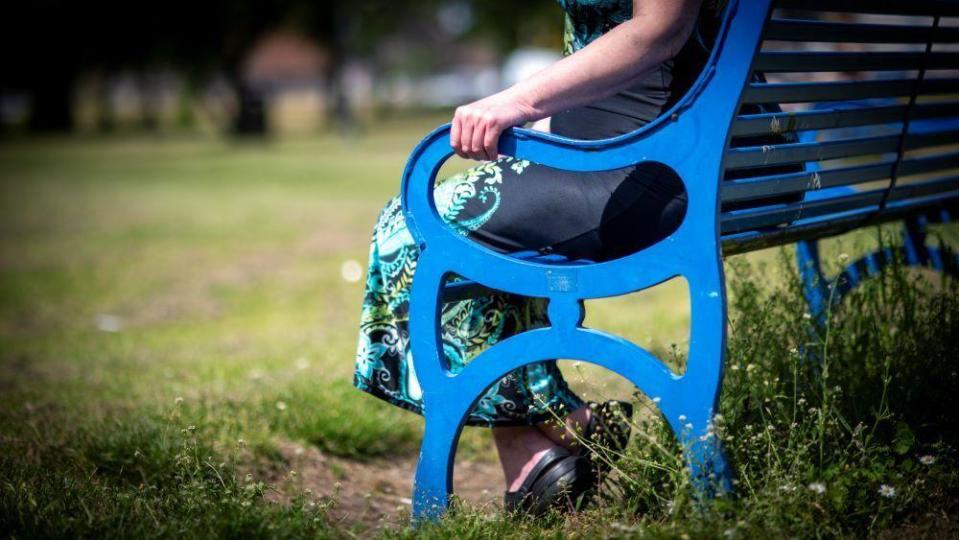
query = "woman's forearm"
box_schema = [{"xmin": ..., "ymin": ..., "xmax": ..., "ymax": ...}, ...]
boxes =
[
  {"xmin": 511, "ymin": 0, "xmax": 702, "ymax": 121},
  {"xmin": 450, "ymin": 0, "xmax": 702, "ymax": 160}
]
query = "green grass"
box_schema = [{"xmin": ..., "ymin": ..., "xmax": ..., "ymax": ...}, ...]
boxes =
[{"xmin": 1, "ymin": 124, "xmax": 958, "ymax": 538}]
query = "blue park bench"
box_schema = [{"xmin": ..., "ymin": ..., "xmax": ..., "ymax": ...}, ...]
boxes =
[{"xmin": 399, "ymin": 0, "xmax": 959, "ymax": 521}]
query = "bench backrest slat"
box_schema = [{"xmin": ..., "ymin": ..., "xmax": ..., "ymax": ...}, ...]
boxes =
[
  {"xmin": 765, "ymin": 19, "xmax": 959, "ymax": 44},
  {"xmin": 718, "ymin": 0, "xmax": 959, "ymax": 246},
  {"xmin": 774, "ymin": 0, "xmax": 959, "ymax": 17},
  {"xmin": 755, "ymin": 51, "xmax": 959, "ymax": 73},
  {"xmin": 722, "ymin": 151, "xmax": 959, "ymax": 204},
  {"xmin": 723, "ymin": 175, "xmax": 959, "ymax": 234},
  {"xmin": 731, "ymin": 102, "xmax": 959, "ymax": 138},
  {"xmin": 726, "ymin": 127, "xmax": 959, "ymax": 170},
  {"xmin": 741, "ymin": 78, "xmax": 959, "ymax": 105}
]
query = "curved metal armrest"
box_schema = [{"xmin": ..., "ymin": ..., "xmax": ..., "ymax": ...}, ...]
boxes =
[
  {"xmin": 397, "ymin": 121, "xmax": 697, "ymax": 299},
  {"xmin": 399, "ymin": 117, "xmax": 690, "ymax": 250}
]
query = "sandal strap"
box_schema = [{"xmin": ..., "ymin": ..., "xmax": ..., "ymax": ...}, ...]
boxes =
[
  {"xmin": 511, "ymin": 446, "xmax": 571, "ymax": 496},
  {"xmin": 503, "ymin": 446, "xmax": 574, "ymax": 510}
]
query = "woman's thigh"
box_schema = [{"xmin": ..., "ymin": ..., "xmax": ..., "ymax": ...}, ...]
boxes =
[{"xmin": 438, "ymin": 157, "xmax": 687, "ymax": 262}]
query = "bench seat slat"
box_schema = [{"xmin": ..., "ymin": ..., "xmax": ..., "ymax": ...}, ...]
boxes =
[
  {"xmin": 755, "ymin": 52, "xmax": 959, "ymax": 73},
  {"xmin": 721, "ymin": 176, "xmax": 959, "ymax": 233},
  {"xmin": 730, "ymin": 102, "xmax": 959, "ymax": 138},
  {"xmin": 742, "ymin": 78, "xmax": 959, "ymax": 104},
  {"xmin": 774, "ymin": 0, "xmax": 959, "ymax": 17},
  {"xmin": 722, "ymin": 151, "xmax": 959, "ymax": 203},
  {"xmin": 726, "ymin": 127, "xmax": 959, "ymax": 170},
  {"xmin": 765, "ymin": 19, "xmax": 954, "ymax": 44}
]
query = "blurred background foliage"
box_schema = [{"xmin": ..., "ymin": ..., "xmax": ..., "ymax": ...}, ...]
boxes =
[{"xmin": 0, "ymin": 0, "xmax": 562, "ymax": 136}]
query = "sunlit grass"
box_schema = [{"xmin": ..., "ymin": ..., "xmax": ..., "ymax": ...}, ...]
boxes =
[{"xmin": 1, "ymin": 124, "xmax": 958, "ymax": 537}]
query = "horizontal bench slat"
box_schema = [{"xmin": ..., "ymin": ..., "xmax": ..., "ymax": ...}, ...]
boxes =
[
  {"xmin": 721, "ymin": 193, "xmax": 959, "ymax": 255},
  {"xmin": 765, "ymin": 19, "xmax": 952, "ymax": 44},
  {"xmin": 722, "ymin": 151, "xmax": 959, "ymax": 203},
  {"xmin": 774, "ymin": 0, "xmax": 959, "ymax": 16},
  {"xmin": 732, "ymin": 104, "xmax": 903, "ymax": 138},
  {"xmin": 731, "ymin": 102, "xmax": 959, "ymax": 138},
  {"xmin": 742, "ymin": 78, "xmax": 959, "ymax": 104},
  {"xmin": 754, "ymin": 52, "xmax": 959, "ymax": 73},
  {"xmin": 721, "ymin": 176, "xmax": 959, "ymax": 233},
  {"xmin": 726, "ymin": 128, "xmax": 959, "ymax": 170},
  {"xmin": 727, "ymin": 135, "xmax": 898, "ymax": 169},
  {"xmin": 723, "ymin": 192, "xmax": 885, "ymax": 233}
]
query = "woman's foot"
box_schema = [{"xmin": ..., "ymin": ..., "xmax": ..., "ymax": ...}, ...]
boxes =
[
  {"xmin": 535, "ymin": 401, "xmax": 634, "ymax": 484},
  {"xmin": 493, "ymin": 426, "xmax": 593, "ymax": 515}
]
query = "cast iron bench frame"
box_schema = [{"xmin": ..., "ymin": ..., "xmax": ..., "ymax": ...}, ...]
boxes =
[{"xmin": 398, "ymin": 0, "xmax": 959, "ymax": 521}]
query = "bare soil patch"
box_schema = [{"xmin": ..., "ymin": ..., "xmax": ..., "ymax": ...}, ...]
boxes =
[{"xmin": 262, "ymin": 440, "xmax": 502, "ymax": 531}]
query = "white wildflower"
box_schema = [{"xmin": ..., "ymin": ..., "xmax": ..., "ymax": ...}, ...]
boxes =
[
  {"xmin": 340, "ymin": 259, "xmax": 363, "ymax": 283},
  {"xmin": 878, "ymin": 484, "xmax": 896, "ymax": 498},
  {"xmin": 276, "ymin": 401, "xmax": 288, "ymax": 411},
  {"xmin": 95, "ymin": 313, "xmax": 123, "ymax": 333},
  {"xmin": 920, "ymin": 455, "xmax": 936, "ymax": 466},
  {"xmin": 808, "ymin": 482, "xmax": 826, "ymax": 494}
]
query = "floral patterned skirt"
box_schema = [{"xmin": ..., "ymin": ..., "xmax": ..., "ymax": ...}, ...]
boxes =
[{"xmin": 353, "ymin": 157, "xmax": 585, "ymax": 427}]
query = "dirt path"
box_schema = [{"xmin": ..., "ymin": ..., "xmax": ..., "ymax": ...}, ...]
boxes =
[{"xmin": 262, "ymin": 441, "xmax": 502, "ymax": 530}]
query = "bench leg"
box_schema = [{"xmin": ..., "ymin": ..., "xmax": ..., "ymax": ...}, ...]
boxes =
[
  {"xmin": 666, "ymin": 258, "xmax": 734, "ymax": 496},
  {"xmin": 796, "ymin": 215, "xmax": 959, "ymax": 325},
  {"xmin": 411, "ymin": 412, "xmax": 461, "ymax": 522},
  {"xmin": 407, "ymin": 256, "xmax": 735, "ymax": 522}
]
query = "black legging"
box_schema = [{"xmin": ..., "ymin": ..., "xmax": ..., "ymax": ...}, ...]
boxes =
[{"xmin": 461, "ymin": 62, "xmax": 689, "ymax": 263}]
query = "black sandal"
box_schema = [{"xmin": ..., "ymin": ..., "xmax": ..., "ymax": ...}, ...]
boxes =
[
  {"xmin": 503, "ymin": 446, "xmax": 593, "ymax": 516},
  {"xmin": 581, "ymin": 400, "xmax": 634, "ymax": 483}
]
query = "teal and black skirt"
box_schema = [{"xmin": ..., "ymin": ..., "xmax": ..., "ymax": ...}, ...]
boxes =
[{"xmin": 353, "ymin": 67, "xmax": 690, "ymax": 427}]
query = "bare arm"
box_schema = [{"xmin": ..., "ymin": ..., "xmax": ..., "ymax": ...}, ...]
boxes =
[{"xmin": 451, "ymin": 0, "xmax": 702, "ymax": 161}]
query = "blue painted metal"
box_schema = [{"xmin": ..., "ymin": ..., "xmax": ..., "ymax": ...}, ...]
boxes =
[
  {"xmin": 794, "ymin": 100, "xmax": 959, "ymax": 323},
  {"xmin": 399, "ymin": 0, "xmax": 771, "ymax": 522},
  {"xmin": 396, "ymin": 0, "xmax": 959, "ymax": 523}
]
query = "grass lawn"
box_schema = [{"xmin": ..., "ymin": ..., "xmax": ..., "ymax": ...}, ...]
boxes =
[{"xmin": 2, "ymin": 120, "xmax": 958, "ymax": 538}]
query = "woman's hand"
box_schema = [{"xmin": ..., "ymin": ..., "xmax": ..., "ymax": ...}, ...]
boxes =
[{"xmin": 451, "ymin": 90, "xmax": 538, "ymax": 161}]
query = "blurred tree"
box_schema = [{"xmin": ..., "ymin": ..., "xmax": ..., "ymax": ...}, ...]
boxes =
[{"xmin": 469, "ymin": 1, "xmax": 560, "ymax": 53}]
